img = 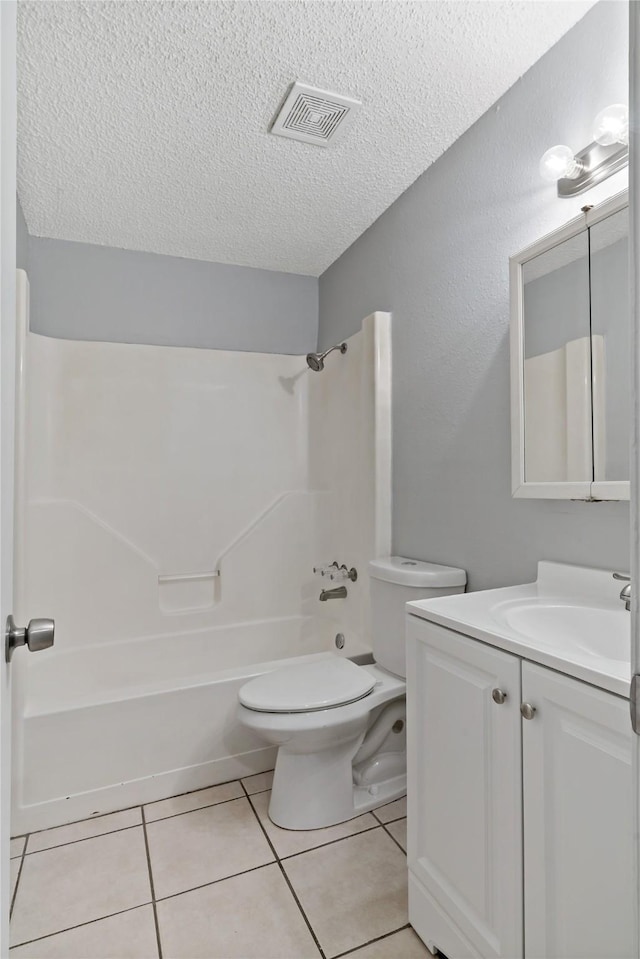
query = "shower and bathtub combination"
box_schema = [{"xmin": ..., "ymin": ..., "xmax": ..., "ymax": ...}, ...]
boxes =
[{"xmin": 11, "ymin": 272, "xmax": 393, "ymax": 833}]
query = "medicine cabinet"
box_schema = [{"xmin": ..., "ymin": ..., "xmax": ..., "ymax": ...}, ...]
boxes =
[{"xmin": 510, "ymin": 190, "xmax": 629, "ymax": 500}]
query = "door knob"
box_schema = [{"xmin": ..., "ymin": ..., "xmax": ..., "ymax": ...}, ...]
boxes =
[
  {"xmin": 520, "ymin": 702, "xmax": 537, "ymax": 720},
  {"xmin": 492, "ymin": 688, "xmax": 507, "ymax": 704},
  {"xmin": 6, "ymin": 615, "xmax": 54, "ymax": 662}
]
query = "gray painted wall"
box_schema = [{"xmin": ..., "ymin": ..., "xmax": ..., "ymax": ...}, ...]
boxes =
[
  {"xmin": 318, "ymin": 1, "xmax": 630, "ymax": 591},
  {"xmin": 27, "ymin": 236, "xmax": 318, "ymax": 354}
]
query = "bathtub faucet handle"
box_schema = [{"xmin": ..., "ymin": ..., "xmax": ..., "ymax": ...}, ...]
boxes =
[
  {"xmin": 5, "ymin": 614, "xmax": 55, "ymax": 662},
  {"xmin": 313, "ymin": 562, "xmax": 340, "ymax": 579}
]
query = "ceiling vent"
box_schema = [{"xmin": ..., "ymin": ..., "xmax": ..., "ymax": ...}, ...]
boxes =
[{"xmin": 270, "ymin": 82, "xmax": 361, "ymax": 147}]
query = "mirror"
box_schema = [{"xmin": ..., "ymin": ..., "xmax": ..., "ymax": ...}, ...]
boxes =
[
  {"xmin": 510, "ymin": 190, "xmax": 629, "ymax": 500},
  {"xmin": 590, "ymin": 207, "xmax": 630, "ymax": 485},
  {"xmin": 522, "ymin": 230, "xmax": 591, "ymax": 485}
]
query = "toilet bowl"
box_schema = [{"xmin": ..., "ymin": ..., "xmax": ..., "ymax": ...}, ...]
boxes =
[
  {"xmin": 238, "ymin": 556, "xmax": 466, "ymax": 830},
  {"xmin": 239, "ymin": 659, "xmax": 406, "ymax": 829}
]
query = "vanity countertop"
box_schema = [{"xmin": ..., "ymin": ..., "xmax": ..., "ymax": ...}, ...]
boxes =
[{"xmin": 407, "ymin": 561, "xmax": 631, "ymax": 698}]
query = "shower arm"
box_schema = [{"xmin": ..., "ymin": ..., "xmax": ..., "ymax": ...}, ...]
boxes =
[{"xmin": 321, "ymin": 343, "xmax": 346, "ymax": 362}]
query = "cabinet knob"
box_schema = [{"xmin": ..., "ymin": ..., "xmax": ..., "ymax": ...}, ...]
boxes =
[
  {"xmin": 520, "ymin": 702, "xmax": 537, "ymax": 720},
  {"xmin": 492, "ymin": 688, "xmax": 507, "ymax": 705}
]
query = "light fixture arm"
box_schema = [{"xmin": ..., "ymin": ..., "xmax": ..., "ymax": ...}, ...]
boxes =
[
  {"xmin": 539, "ymin": 104, "xmax": 629, "ymax": 198},
  {"xmin": 557, "ymin": 139, "xmax": 628, "ymax": 198}
]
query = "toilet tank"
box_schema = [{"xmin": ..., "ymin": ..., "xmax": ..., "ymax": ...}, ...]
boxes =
[{"xmin": 369, "ymin": 556, "xmax": 466, "ymax": 678}]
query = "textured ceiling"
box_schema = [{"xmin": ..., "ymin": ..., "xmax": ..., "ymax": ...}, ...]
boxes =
[{"xmin": 17, "ymin": 0, "xmax": 596, "ymax": 276}]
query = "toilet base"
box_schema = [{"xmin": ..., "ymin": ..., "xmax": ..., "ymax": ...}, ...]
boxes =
[
  {"xmin": 268, "ymin": 743, "xmax": 406, "ymax": 830},
  {"xmin": 237, "ymin": 664, "xmax": 408, "ymax": 831}
]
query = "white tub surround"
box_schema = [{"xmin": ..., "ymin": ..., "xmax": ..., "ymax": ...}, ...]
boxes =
[{"xmin": 12, "ymin": 280, "xmax": 391, "ymax": 832}]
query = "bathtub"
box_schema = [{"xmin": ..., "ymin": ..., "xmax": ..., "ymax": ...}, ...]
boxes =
[{"xmin": 12, "ymin": 616, "xmax": 370, "ymax": 834}]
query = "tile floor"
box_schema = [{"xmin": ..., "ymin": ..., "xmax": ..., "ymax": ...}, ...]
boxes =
[{"xmin": 9, "ymin": 772, "xmax": 430, "ymax": 959}]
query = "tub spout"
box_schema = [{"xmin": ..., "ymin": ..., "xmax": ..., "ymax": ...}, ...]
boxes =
[{"xmin": 319, "ymin": 586, "xmax": 347, "ymax": 601}]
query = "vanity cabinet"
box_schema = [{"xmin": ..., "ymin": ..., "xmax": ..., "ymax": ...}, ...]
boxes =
[
  {"xmin": 406, "ymin": 620, "xmax": 523, "ymax": 959},
  {"xmin": 522, "ymin": 662, "xmax": 634, "ymax": 959},
  {"xmin": 406, "ymin": 616, "xmax": 634, "ymax": 959}
]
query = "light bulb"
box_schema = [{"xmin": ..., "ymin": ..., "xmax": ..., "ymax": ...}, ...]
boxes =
[
  {"xmin": 593, "ymin": 103, "xmax": 628, "ymax": 146},
  {"xmin": 539, "ymin": 145, "xmax": 582, "ymax": 182}
]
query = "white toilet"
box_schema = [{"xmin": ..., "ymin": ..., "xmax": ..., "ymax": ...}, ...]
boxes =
[{"xmin": 237, "ymin": 556, "xmax": 466, "ymax": 830}]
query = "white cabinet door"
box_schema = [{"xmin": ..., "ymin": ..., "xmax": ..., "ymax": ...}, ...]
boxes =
[
  {"xmin": 406, "ymin": 618, "xmax": 523, "ymax": 959},
  {"xmin": 522, "ymin": 662, "xmax": 634, "ymax": 959}
]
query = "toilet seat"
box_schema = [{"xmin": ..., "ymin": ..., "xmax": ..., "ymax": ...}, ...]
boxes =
[{"xmin": 239, "ymin": 657, "xmax": 376, "ymax": 713}]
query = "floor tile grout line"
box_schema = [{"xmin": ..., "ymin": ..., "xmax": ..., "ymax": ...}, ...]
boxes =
[
  {"xmin": 10, "ymin": 779, "xmax": 406, "ymax": 957},
  {"xmin": 9, "ymin": 900, "xmax": 155, "ymax": 949},
  {"xmin": 372, "ymin": 812, "xmax": 406, "ymax": 826},
  {"xmin": 10, "ymin": 813, "xmax": 390, "ymax": 949},
  {"xmin": 34, "ymin": 835, "xmax": 383, "ymax": 911},
  {"xmin": 370, "ymin": 799, "xmax": 407, "ymax": 827},
  {"xmin": 153, "ymin": 861, "xmax": 277, "ymax": 905},
  {"xmin": 24, "ymin": 821, "xmax": 143, "ymax": 857},
  {"xmin": 141, "ymin": 806, "xmax": 163, "ymax": 959},
  {"xmin": 147, "ymin": 827, "xmax": 394, "ymax": 907},
  {"xmin": 331, "ymin": 922, "xmax": 413, "ymax": 959},
  {"xmin": 144, "ymin": 791, "xmax": 255, "ymax": 825},
  {"xmin": 249, "ymin": 792, "xmax": 386, "ymax": 860},
  {"xmin": 381, "ymin": 821, "xmax": 406, "ymax": 855},
  {"xmin": 13, "ymin": 858, "xmax": 333, "ymax": 952},
  {"xmin": 242, "ymin": 783, "xmax": 327, "ymax": 959},
  {"xmin": 9, "ymin": 834, "xmax": 27, "ymax": 858},
  {"xmin": 20, "ymin": 792, "xmax": 269, "ymax": 859},
  {"xmin": 9, "ymin": 834, "xmax": 29, "ymax": 920},
  {"xmin": 21, "ymin": 801, "xmax": 147, "ymax": 838},
  {"xmin": 278, "ymin": 823, "xmax": 384, "ymax": 862},
  {"xmin": 15, "ymin": 773, "xmax": 274, "ymax": 841}
]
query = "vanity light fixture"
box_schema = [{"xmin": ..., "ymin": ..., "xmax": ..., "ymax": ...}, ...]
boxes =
[
  {"xmin": 540, "ymin": 104, "xmax": 628, "ymax": 197},
  {"xmin": 593, "ymin": 103, "xmax": 628, "ymax": 146},
  {"xmin": 539, "ymin": 145, "xmax": 583, "ymax": 183}
]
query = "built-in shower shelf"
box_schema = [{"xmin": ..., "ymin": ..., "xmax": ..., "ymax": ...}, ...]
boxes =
[{"xmin": 158, "ymin": 570, "xmax": 220, "ymax": 614}]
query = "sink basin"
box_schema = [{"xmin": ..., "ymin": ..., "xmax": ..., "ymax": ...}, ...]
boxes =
[
  {"xmin": 407, "ymin": 562, "xmax": 632, "ymax": 697},
  {"xmin": 492, "ymin": 601, "xmax": 630, "ymax": 664}
]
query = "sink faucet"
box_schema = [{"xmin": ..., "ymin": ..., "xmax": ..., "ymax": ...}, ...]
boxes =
[{"xmin": 613, "ymin": 572, "xmax": 631, "ymax": 611}]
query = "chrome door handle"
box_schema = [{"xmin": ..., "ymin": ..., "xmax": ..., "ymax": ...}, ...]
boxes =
[
  {"xmin": 520, "ymin": 702, "xmax": 537, "ymax": 720},
  {"xmin": 6, "ymin": 615, "xmax": 54, "ymax": 662},
  {"xmin": 492, "ymin": 688, "xmax": 507, "ymax": 704}
]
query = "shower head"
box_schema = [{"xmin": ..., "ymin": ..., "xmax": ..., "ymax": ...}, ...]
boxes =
[{"xmin": 306, "ymin": 342, "xmax": 347, "ymax": 372}]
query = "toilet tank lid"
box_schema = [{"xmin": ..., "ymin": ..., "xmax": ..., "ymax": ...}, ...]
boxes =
[{"xmin": 369, "ymin": 556, "xmax": 467, "ymax": 588}]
